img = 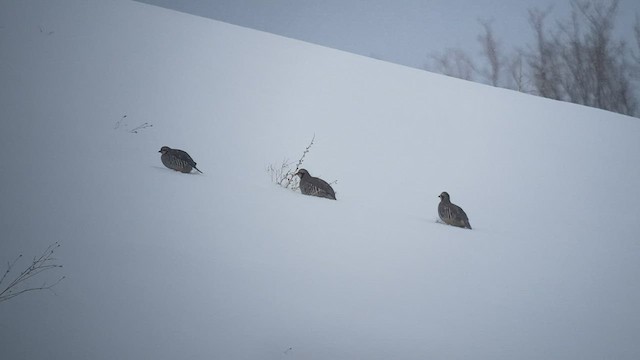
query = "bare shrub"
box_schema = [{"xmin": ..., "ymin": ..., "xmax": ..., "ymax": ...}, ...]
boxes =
[
  {"xmin": 1, "ymin": 242, "xmax": 65, "ymax": 303},
  {"xmin": 267, "ymin": 134, "xmax": 315, "ymax": 192},
  {"xmin": 114, "ymin": 115, "xmax": 153, "ymax": 134}
]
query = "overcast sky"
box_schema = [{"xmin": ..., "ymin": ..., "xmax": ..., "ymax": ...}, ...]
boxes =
[{"xmin": 135, "ymin": 0, "xmax": 640, "ymax": 70}]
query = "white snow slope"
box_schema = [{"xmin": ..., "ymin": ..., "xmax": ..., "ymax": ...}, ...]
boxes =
[{"xmin": 1, "ymin": 1, "xmax": 640, "ymax": 359}]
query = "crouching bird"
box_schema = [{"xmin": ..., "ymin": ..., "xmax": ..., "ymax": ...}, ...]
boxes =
[
  {"xmin": 438, "ymin": 191, "xmax": 471, "ymax": 229},
  {"xmin": 294, "ymin": 169, "xmax": 336, "ymax": 200},
  {"xmin": 159, "ymin": 146, "xmax": 202, "ymax": 174}
]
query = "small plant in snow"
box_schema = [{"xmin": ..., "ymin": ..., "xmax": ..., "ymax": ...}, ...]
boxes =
[
  {"xmin": 0, "ymin": 242, "xmax": 65, "ymax": 304},
  {"xmin": 113, "ymin": 114, "xmax": 127, "ymax": 130},
  {"xmin": 129, "ymin": 122, "xmax": 153, "ymax": 133},
  {"xmin": 114, "ymin": 114, "xmax": 153, "ymax": 134},
  {"xmin": 268, "ymin": 158, "xmax": 296, "ymax": 188},
  {"xmin": 38, "ymin": 25, "xmax": 54, "ymax": 35},
  {"xmin": 267, "ymin": 134, "xmax": 315, "ymax": 192}
]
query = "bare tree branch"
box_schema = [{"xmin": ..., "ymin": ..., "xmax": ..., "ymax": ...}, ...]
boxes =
[
  {"xmin": 0, "ymin": 242, "xmax": 65, "ymax": 303},
  {"xmin": 292, "ymin": 134, "xmax": 315, "ymax": 176},
  {"xmin": 527, "ymin": 7, "xmax": 565, "ymax": 100},
  {"xmin": 507, "ymin": 50, "xmax": 532, "ymax": 92}
]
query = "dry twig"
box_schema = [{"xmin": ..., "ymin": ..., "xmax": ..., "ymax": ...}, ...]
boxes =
[
  {"xmin": 267, "ymin": 134, "xmax": 315, "ymax": 191},
  {"xmin": 0, "ymin": 242, "xmax": 65, "ymax": 303}
]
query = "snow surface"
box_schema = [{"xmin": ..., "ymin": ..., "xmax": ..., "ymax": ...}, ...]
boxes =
[{"xmin": 1, "ymin": 1, "xmax": 640, "ymax": 359}]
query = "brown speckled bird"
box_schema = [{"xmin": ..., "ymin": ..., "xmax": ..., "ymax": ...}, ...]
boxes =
[
  {"xmin": 295, "ymin": 169, "xmax": 336, "ymax": 200},
  {"xmin": 159, "ymin": 146, "xmax": 202, "ymax": 174},
  {"xmin": 438, "ymin": 191, "xmax": 471, "ymax": 229}
]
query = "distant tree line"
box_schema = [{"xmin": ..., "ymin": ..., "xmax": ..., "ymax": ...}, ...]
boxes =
[{"xmin": 426, "ymin": 0, "xmax": 640, "ymax": 118}]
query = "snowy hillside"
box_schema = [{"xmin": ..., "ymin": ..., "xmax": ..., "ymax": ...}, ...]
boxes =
[{"xmin": 1, "ymin": 1, "xmax": 640, "ymax": 359}]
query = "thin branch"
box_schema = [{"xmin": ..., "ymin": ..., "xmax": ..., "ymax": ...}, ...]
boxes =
[
  {"xmin": 129, "ymin": 122, "xmax": 153, "ymax": 134},
  {"xmin": 0, "ymin": 276, "xmax": 66, "ymax": 302},
  {"xmin": 292, "ymin": 133, "xmax": 315, "ymax": 175},
  {"xmin": 0, "ymin": 254, "xmax": 22, "ymax": 285},
  {"xmin": 267, "ymin": 134, "xmax": 315, "ymax": 191},
  {"xmin": 114, "ymin": 114, "xmax": 127, "ymax": 130},
  {"xmin": 0, "ymin": 242, "xmax": 65, "ymax": 303},
  {"xmin": 268, "ymin": 158, "xmax": 294, "ymax": 187}
]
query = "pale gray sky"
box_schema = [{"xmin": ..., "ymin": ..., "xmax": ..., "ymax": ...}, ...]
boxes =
[{"xmin": 135, "ymin": 0, "xmax": 640, "ymax": 70}]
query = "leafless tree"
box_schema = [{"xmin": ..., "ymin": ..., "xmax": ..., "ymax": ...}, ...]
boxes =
[
  {"xmin": 562, "ymin": 0, "xmax": 635, "ymax": 114},
  {"xmin": 1, "ymin": 242, "xmax": 65, "ymax": 303},
  {"xmin": 628, "ymin": 15, "xmax": 640, "ymax": 83},
  {"xmin": 523, "ymin": 1, "xmax": 637, "ymax": 115},
  {"xmin": 526, "ymin": 7, "xmax": 565, "ymax": 100},
  {"xmin": 427, "ymin": 48, "xmax": 477, "ymax": 81},
  {"xmin": 477, "ymin": 19, "xmax": 503, "ymax": 86},
  {"xmin": 507, "ymin": 50, "xmax": 531, "ymax": 92},
  {"xmin": 573, "ymin": 0, "xmax": 616, "ymax": 109},
  {"xmin": 426, "ymin": 0, "xmax": 638, "ymax": 117},
  {"xmin": 635, "ymin": 14, "xmax": 640, "ymax": 64}
]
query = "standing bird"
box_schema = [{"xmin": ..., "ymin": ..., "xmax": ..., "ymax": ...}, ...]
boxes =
[
  {"xmin": 294, "ymin": 169, "xmax": 336, "ymax": 200},
  {"xmin": 158, "ymin": 146, "xmax": 202, "ymax": 174},
  {"xmin": 438, "ymin": 191, "xmax": 472, "ymax": 229}
]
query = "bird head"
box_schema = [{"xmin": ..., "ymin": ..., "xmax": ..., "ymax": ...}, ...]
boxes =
[
  {"xmin": 294, "ymin": 169, "xmax": 309, "ymax": 178},
  {"xmin": 438, "ymin": 192, "xmax": 450, "ymax": 201},
  {"xmin": 159, "ymin": 146, "xmax": 171, "ymax": 154}
]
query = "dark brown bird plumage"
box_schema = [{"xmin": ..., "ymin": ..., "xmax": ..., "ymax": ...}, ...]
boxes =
[
  {"xmin": 295, "ymin": 169, "xmax": 336, "ymax": 200},
  {"xmin": 438, "ymin": 191, "xmax": 471, "ymax": 229},
  {"xmin": 159, "ymin": 146, "xmax": 202, "ymax": 174}
]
